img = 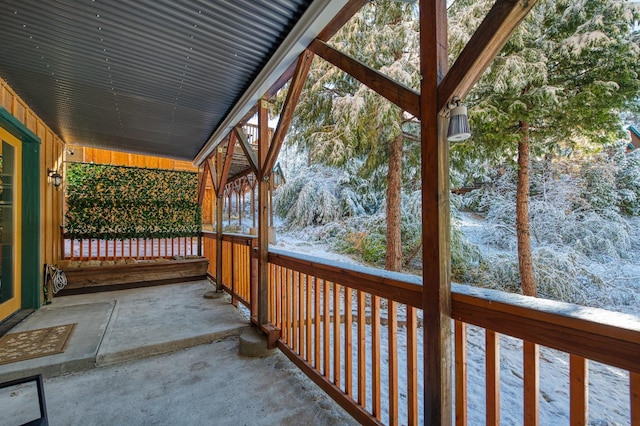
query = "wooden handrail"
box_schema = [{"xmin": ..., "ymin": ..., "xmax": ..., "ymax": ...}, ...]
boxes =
[
  {"xmin": 268, "ymin": 248, "xmax": 423, "ymax": 308},
  {"xmin": 451, "ymin": 283, "xmax": 640, "ymax": 374},
  {"xmin": 202, "ymin": 231, "xmax": 255, "ymax": 247},
  {"xmin": 264, "ymin": 247, "xmax": 640, "ymax": 374}
]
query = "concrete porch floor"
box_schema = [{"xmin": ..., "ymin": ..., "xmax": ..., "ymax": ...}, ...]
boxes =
[{"xmin": 0, "ymin": 280, "xmax": 357, "ymax": 425}]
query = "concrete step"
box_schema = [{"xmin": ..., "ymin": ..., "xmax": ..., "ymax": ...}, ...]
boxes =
[{"xmin": 0, "ymin": 281, "xmax": 249, "ymax": 382}]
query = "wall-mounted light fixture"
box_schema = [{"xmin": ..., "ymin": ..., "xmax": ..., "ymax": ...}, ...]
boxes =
[
  {"xmin": 447, "ymin": 98, "xmax": 471, "ymax": 142},
  {"xmin": 47, "ymin": 168, "xmax": 63, "ymax": 188}
]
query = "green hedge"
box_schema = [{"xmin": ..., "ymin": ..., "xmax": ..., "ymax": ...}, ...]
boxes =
[{"xmin": 64, "ymin": 163, "xmax": 201, "ymax": 239}]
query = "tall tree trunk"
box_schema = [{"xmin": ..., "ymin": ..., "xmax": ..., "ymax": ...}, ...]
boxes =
[
  {"xmin": 385, "ymin": 131, "xmax": 403, "ymax": 271},
  {"xmin": 517, "ymin": 121, "xmax": 537, "ymax": 296}
]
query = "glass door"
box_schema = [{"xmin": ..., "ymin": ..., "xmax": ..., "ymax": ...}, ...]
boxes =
[{"xmin": 0, "ymin": 128, "xmax": 22, "ymax": 320}]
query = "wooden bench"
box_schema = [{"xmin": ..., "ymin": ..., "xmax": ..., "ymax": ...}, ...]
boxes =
[{"xmin": 55, "ymin": 257, "xmax": 209, "ymax": 295}]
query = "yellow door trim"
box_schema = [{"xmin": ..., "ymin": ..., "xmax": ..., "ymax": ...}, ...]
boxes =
[{"xmin": 0, "ymin": 127, "xmax": 23, "ymax": 321}]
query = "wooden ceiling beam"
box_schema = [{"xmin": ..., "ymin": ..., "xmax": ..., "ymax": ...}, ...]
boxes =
[
  {"xmin": 234, "ymin": 126, "xmax": 259, "ymax": 176},
  {"xmin": 309, "ymin": 38, "xmax": 421, "ymax": 117},
  {"xmin": 263, "ymin": 50, "xmax": 315, "ymax": 176},
  {"xmin": 437, "ymin": 0, "xmax": 539, "ymax": 111}
]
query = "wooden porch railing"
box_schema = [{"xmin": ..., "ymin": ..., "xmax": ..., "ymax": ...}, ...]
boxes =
[
  {"xmin": 268, "ymin": 248, "xmax": 423, "ymax": 425},
  {"xmin": 202, "ymin": 232, "xmax": 217, "ymax": 277},
  {"xmin": 202, "ymin": 231, "xmax": 254, "ymax": 308},
  {"xmin": 62, "ymin": 235, "xmax": 200, "ymax": 260},
  {"xmin": 205, "ymin": 234, "xmax": 640, "ymax": 426}
]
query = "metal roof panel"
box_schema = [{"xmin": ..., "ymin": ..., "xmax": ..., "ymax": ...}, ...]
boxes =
[{"xmin": 0, "ymin": 0, "xmax": 315, "ymax": 160}]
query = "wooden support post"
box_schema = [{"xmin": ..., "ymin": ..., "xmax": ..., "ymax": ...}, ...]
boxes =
[
  {"xmin": 420, "ymin": 0, "xmax": 451, "ymax": 424},
  {"xmin": 215, "ymin": 148, "xmax": 224, "ymax": 293},
  {"xmin": 250, "ymin": 239, "xmax": 259, "ymax": 323},
  {"xmin": 257, "ymin": 99, "xmax": 270, "ymax": 326}
]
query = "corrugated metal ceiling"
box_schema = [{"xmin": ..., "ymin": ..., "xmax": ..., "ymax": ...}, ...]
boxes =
[{"xmin": 0, "ymin": 0, "xmax": 327, "ymax": 161}]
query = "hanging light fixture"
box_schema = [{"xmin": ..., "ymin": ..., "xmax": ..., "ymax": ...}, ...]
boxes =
[
  {"xmin": 47, "ymin": 168, "xmax": 63, "ymax": 188},
  {"xmin": 447, "ymin": 98, "xmax": 471, "ymax": 142}
]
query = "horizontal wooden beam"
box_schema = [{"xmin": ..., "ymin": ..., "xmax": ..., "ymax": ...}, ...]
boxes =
[
  {"xmin": 438, "ymin": 0, "xmax": 539, "ymax": 111},
  {"xmin": 451, "ymin": 286, "xmax": 640, "ymax": 374},
  {"xmin": 268, "ymin": 250, "xmax": 423, "ymax": 308},
  {"xmin": 309, "ymin": 38, "xmax": 420, "ymax": 117}
]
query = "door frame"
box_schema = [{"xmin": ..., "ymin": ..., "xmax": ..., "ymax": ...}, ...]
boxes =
[{"xmin": 0, "ymin": 107, "xmax": 41, "ymax": 323}]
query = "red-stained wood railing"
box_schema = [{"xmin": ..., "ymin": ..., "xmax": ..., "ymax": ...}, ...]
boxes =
[{"xmin": 62, "ymin": 235, "xmax": 200, "ymax": 261}]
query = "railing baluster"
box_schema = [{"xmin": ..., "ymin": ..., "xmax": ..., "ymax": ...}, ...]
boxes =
[
  {"xmin": 455, "ymin": 320, "xmax": 467, "ymax": 426},
  {"xmin": 231, "ymin": 242, "xmax": 237, "ymax": 306},
  {"xmin": 283, "ymin": 268, "xmax": 289, "ymax": 343},
  {"xmin": 298, "ymin": 271, "xmax": 303, "ymax": 356},
  {"xmin": 345, "ymin": 288, "xmax": 353, "ymax": 398},
  {"xmin": 306, "ymin": 274, "xmax": 312, "ymax": 363},
  {"xmin": 388, "ymin": 299, "xmax": 398, "ymax": 426},
  {"xmin": 292, "ymin": 270, "xmax": 298, "ymax": 354},
  {"xmin": 314, "ymin": 276, "xmax": 321, "ymax": 370},
  {"xmin": 274, "ymin": 265, "xmax": 281, "ymax": 330},
  {"xmin": 486, "ymin": 330, "xmax": 500, "ymax": 426},
  {"xmin": 334, "ymin": 283, "xmax": 341, "ymax": 389},
  {"xmin": 357, "ymin": 290, "xmax": 366, "ymax": 409},
  {"xmin": 243, "ymin": 244, "xmax": 249, "ymax": 301},
  {"xmin": 267, "ymin": 263, "xmax": 274, "ymax": 323},
  {"xmin": 323, "ymin": 280, "xmax": 330, "ymax": 379},
  {"xmin": 524, "ymin": 341, "xmax": 540, "ymax": 426},
  {"xmin": 632, "ymin": 372, "xmax": 640, "ymax": 426},
  {"xmin": 372, "ymin": 295, "xmax": 381, "ymax": 419},
  {"xmin": 407, "ymin": 306, "xmax": 418, "ymax": 424},
  {"xmin": 288, "ymin": 268, "xmax": 294, "ymax": 346},
  {"xmin": 570, "ymin": 354, "xmax": 588, "ymax": 426}
]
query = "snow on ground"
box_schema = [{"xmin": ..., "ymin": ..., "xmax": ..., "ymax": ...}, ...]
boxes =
[
  {"xmin": 271, "ymin": 232, "xmax": 361, "ymax": 265},
  {"xmin": 272, "ymin": 215, "xmax": 636, "ymax": 425},
  {"xmin": 458, "ymin": 211, "xmax": 640, "ymax": 316}
]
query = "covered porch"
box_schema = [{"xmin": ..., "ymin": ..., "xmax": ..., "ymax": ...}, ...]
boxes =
[
  {"xmin": 0, "ymin": 280, "xmax": 357, "ymax": 425},
  {"xmin": 0, "ymin": 0, "xmax": 638, "ymax": 424}
]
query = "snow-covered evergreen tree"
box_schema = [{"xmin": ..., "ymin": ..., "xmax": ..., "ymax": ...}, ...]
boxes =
[
  {"xmin": 448, "ymin": 0, "xmax": 640, "ymax": 296},
  {"xmin": 282, "ymin": 0, "xmax": 420, "ymax": 271}
]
